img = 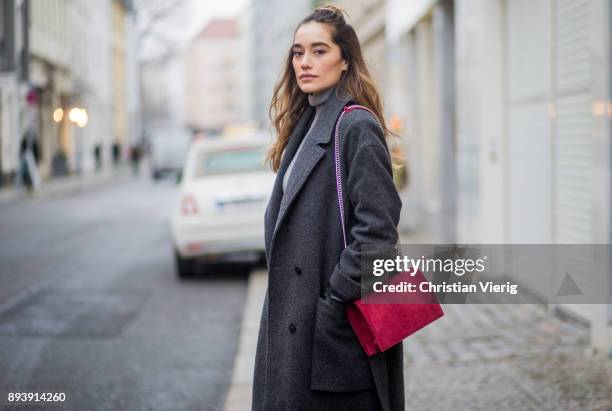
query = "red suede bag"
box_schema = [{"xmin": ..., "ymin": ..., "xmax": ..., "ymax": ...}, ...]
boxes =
[{"xmin": 334, "ymin": 105, "xmax": 444, "ymax": 357}]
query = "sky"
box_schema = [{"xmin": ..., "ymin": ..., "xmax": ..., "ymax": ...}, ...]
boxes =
[{"xmin": 139, "ymin": 0, "xmax": 251, "ymax": 60}]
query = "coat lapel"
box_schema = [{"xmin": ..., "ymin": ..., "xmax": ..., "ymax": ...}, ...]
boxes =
[
  {"xmin": 265, "ymin": 105, "xmax": 315, "ymax": 255},
  {"xmin": 267, "ymin": 86, "xmax": 352, "ymax": 255}
]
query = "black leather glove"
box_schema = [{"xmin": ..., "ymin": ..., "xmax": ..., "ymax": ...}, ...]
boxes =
[{"xmin": 324, "ymin": 288, "xmax": 346, "ymax": 310}]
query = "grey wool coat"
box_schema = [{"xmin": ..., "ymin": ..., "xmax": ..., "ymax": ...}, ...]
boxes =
[{"xmin": 252, "ymin": 85, "xmax": 404, "ymax": 411}]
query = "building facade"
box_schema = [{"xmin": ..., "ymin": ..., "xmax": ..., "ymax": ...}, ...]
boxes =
[
  {"xmin": 333, "ymin": 0, "xmax": 386, "ymax": 86},
  {"xmin": 0, "ymin": 0, "xmax": 29, "ymax": 186},
  {"xmin": 0, "ymin": 0, "xmax": 137, "ymax": 183},
  {"xmin": 388, "ymin": 0, "xmax": 611, "ymax": 351},
  {"xmin": 182, "ymin": 18, "xmax": 241, "ymax": 133},
  {"xmin": 250, "ymin": 0, "xmax": 312, "ymax": 129}
]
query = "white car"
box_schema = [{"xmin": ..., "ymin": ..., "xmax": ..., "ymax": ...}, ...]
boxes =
[{"xmin": 170, "ymin": 134, "xmax": 275, "ymax": 277}]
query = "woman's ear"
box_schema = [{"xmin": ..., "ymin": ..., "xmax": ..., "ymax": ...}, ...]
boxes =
[{"xmin": 342, "ymin": 61, "xmax": 349, "ymax": 72}]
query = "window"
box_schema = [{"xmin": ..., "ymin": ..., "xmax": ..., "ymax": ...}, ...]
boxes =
[{"xmin": 195, "ymin": 146, "xmax": 266, "ymax": 177}]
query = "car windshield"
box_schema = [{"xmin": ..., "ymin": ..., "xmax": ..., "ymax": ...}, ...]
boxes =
[{"xmin": 195, "ymin": 146, "xmax": 266, "ymax": 177}]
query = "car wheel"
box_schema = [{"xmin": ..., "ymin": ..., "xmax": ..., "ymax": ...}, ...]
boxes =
[{"xmin": 175, "ymin": 250, "xmax": 194, "ymax": 278}]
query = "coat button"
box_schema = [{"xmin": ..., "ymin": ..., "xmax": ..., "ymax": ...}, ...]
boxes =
[
  {"xmin": 294, "ymin": 266, "xmax": 302, "ymax": 275},
  {"xmin": 289, "ymin": 323, "xmax": 297, "ymax": 333}
]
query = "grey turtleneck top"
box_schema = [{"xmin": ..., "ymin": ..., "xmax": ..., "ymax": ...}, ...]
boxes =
[{"xmin": 282, "ymin": 86, "xmax": 335, "ymax": 193}]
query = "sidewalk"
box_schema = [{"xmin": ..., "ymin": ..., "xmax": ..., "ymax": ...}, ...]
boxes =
[
  {"xmin": 224, "ymin": 234, "xmax": 612, "ymax": 410},
  {"xmin": 0, "ymin": 166, "xmax": 130, "ymax": 205}
]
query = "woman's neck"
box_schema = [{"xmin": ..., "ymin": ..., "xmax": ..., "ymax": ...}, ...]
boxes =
[{"xmin": 308, "ymin": 85, "xmax": 335, "ymax": 107}]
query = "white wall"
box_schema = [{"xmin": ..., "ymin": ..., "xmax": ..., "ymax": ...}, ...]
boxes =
[
  {"xmin": 125, "ymin": 11, "xmax": 142, "ymax": 145},
  {"xmin": 387, "ymin": 0, "xmax": 436, "ymax": 43},
  {"xmin": 505, "ymin": 0, "xmax": 553, "ymax": 244},
  {"xmin": 0, "ymin": 77, "xmax": 21, "ymax": 176},
  {"xmin": 237, "ymin": 4, "xmax": 255, "ymax": 125},
  {"xmin": 183, "ymin": 32, "xmax": 239, "ymax": 131}
]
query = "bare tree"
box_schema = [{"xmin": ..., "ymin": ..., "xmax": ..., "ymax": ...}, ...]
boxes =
[{"xmin": 133, "ymin": 0, "xmax": 185, "ymax": 49}]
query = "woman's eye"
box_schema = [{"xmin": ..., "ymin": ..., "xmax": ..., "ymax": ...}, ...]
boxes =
[{"xmin": 292, "ymin": 50, "xmax": 325, "ymax": 57}]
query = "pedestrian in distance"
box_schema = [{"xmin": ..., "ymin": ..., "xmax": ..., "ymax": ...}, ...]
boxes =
[
  {"xmin": 17, "ymin": 106, "xmax": 41, "ymax": 192},
  {"xmin": 130, "ymin": 143, "xmax": 141, "ymax": 176},
  {"xmin": 253, "ymin": 4, "xmax": 404, "ymax": 411}
]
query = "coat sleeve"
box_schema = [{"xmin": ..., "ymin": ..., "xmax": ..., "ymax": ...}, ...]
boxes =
[{"xmin": 327, "ymin": 115, "xmax": 402, "ymax": 303}]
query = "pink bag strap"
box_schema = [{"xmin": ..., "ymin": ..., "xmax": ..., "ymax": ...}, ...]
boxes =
[
  {"xmin": 334, "ymin": 104, "xmax": 402, "ymax": 256},
  {"xmin": 333, "ymin": 104, "xmax": 379, "ymax": 248}
]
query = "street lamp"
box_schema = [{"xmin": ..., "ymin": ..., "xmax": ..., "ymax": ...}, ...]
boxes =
[
  {"xmin": 53, "ymin": 108, "xmax": 64, "ymax": 122},
  {"xmin": 68, "ymin": 107, "xmax": 88, "ymax": 128}
]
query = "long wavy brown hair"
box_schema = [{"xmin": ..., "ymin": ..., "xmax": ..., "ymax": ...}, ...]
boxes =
[{"xmin": 265, "ymin": 4, "xmax": 402, "ymax": 173}]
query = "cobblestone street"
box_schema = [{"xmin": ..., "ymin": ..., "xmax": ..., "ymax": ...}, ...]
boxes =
[
  {"xmin": 224, "ymin": 270, "xmax": 612, "ymax": 411},
  {"xmin": 404, "ymin": 304, "xmax": 612, "ymax": 410}
]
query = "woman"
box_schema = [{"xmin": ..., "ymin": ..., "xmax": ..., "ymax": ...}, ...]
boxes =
[{"xmin": 253, "ymin": 5, "xmax": 404, "ymax": 411}]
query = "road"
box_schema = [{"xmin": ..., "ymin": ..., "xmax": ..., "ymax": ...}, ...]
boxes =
[{"xmin": 0, "ymin": 176, "xmax": 249, "ymax": 411}]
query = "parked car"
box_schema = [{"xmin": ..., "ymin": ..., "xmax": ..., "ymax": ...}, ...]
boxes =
[
  {"xmin": 170, "ymin": 133, "xmax": 274, "ymax": 277},
  {"xmin": 149, "ymin": 126, "xmax": 192, "ymax": 180}
]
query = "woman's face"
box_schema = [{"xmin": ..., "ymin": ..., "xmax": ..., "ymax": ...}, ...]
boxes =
[{"xmin": 292, "ymin": 22, "xmax": 348, "ymax": 95}]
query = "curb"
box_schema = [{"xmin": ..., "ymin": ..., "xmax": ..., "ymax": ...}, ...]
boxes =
[{"xmin": 0, "ymin": 167, "xmax": 131, "ymax": 205}]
